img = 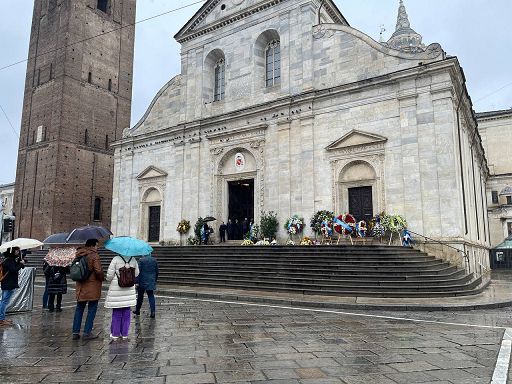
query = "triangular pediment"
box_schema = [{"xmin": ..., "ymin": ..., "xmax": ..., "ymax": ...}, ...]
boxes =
[
  {"xmin": 326, "ymin": 130, "xmax": 387, "ymax": 151},
  {"xmin": 136, "ymin": 166, "xmax": 168, "ymax": 180},
  {"xmin": 174, "ymin": 0, "xmax": 348, "ymax": 43}
]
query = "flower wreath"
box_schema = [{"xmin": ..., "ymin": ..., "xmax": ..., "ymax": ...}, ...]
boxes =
[
  {"xmin": 284, "ymin": 214, "xmax": 305, "ymax": 235},
  {"xmin": 176, "ymin": 219, "xmax": 191, "ymax": 234}
]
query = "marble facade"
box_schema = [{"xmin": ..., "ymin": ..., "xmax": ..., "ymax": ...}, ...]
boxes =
[{"xmin": 111, "ymin": 0, "xmax": 490, "ymax": 270}]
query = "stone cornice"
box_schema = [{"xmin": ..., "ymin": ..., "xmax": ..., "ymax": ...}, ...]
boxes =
[{"xmin": 175, "ymin": 0, "xmax": 288, "ymax": 44}]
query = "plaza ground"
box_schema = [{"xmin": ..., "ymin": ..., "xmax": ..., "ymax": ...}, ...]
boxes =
[{"xmin": 1, "ymin": 283, "xmax": 512, "ymax": 383}]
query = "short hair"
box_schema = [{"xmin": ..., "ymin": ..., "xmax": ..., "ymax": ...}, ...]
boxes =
[{"xmin": 85, "ymin": 239, "xmax": 99, "ymax": 247}]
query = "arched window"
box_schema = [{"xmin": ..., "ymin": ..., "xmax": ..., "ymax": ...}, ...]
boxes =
[
  {"xmin": 214, "ymin": 58, "xmax": 225, "ymax": 101},
  {"xmin": 265, "ymin": 40, "xmax": 280, "ymax": 87},
  {"xmin": 93, "ymin": 197, "xmax": 102, "ymax": 221}
]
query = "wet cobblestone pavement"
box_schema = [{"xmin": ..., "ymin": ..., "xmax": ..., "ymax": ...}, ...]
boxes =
[{"xmin": 1, "ymin": 285, "xmax": 511, "ymax": 383}]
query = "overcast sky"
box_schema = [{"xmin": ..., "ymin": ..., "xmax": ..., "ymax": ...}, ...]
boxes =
[{"xmin": 1, "ymin": 0, "xmax": 511, "ymax": 185}]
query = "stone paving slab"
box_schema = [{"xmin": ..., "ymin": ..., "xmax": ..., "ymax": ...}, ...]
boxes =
[{"xmin": 0, "ymin": 286, "xmax": 510, "ymax": 383}]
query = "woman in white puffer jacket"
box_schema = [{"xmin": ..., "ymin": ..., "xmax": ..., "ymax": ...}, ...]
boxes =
[{"xmin": 105, "ymin": 255, "xmax": 139, "ymax": 339}]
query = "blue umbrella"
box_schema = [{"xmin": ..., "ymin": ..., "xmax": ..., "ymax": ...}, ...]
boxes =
[{"xmin": 104, "ymin": 236, "xmax": 153, "ymax": 257}]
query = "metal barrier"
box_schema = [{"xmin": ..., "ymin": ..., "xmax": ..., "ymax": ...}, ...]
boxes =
[{"xmin": 407, "ymin": 230, "xmax": 471, "ymax": 274}]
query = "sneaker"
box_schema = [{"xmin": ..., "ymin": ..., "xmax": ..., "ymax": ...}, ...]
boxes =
[
  {"xmin": 110, "ymin": 334, "xmax": 121, "ymax": 340},
  {"xmin": 48, "ymin": 308, "xmax": 54, "ymax": 313},
  {"xmin": 121, "ymin": 336, "xmax": 129, "ymax": 340},
  {"xmin": 56, "ymin": 308, "xmax": 62, "ymax": 313},
  {"xmin": 72, "ymin": 334, "xmax": 80, "ymax": 340},
  {"xmin": 150, "ymin": 312, "xmax": 155, "ymax": 319},
  {"xmin": 82, "ymin": 333, "xmax": 98, "ymax": 341},
  {"xmin": 132, "ymin": 310, "xmax": 140, "ymax": 316}
]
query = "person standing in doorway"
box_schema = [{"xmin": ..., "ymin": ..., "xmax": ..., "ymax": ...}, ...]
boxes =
[
  {"xmin": 234, "ymin": 219, "xmax": 240, "ymax": 240},
  {"xmin": 0, "ymin": 247, "xmax": 25, "ymax": 327},
  {"xmin": 105, "ymin": 255, "xmax": 139, "ymax": 339},
  {"xmin": 219, "ymin": 221, "xmax": 227, "ymax": 243},
  {"xmin": 242, "ymin": 218, "xmax": 249, "ymax": 239},
  {"xmin": 227, "ymin": 219, "xmax": 234, "ymax": 240},
  {"xmin": 133, "ymin": 254, "xmax": 158, "ymax": 318},
  {"xmin": 72, "ymin": 239, "xmax": 104, "ymax": 340}
]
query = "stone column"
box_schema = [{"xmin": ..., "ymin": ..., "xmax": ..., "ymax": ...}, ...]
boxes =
[
  {"xmin": 278, "ymin": 120, "xmax": 291, "ymax": 229},
  {"xmin": 300, "ymin": 114, "xmax": 315, "ymax": 235}
]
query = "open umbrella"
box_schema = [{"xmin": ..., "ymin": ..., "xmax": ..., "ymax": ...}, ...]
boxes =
[
  {"xmin": 65, "ymin": 225, "xmax": 112, "ymax": 242},
  {"xmin": 203, "ymin": 216, "xmax": 216, "ymax": 222},
  {"xmin": 43, "ymin": 247, "xmax": 78, "ymax": 267},
  {"xmin": 43, "ymin": 232, "xmax": 84, "ymax": 245},
  {"xmin": 104, "ymin": 236, "xmax": 153, "ymax": 257},
  {"xmin": 0, "ymin": 238, "xmax": 43, "ymax": 253}
]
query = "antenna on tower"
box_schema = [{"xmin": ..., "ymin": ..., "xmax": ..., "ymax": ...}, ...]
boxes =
[{"xmin": 379, "ymin": 25, "xmax": 386, "ymax": 42}]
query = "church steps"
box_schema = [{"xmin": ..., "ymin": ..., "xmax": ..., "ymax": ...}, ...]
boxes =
[
  {"xmin": 28, "ymin": 246, "xmax": 483, "ymax": 297},
  {"xmin": 156, "ymin": 271, "xmax": 473, "ymax": 287},
  {"xmin": 156, "ymin": 268, "xmax": 466, "ymax": 280}
]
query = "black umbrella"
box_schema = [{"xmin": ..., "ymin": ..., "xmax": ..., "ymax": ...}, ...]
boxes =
[
  {"xmin": 203, "ymin": 216, "xmax": 216, "ymax": 222},
  {"xmin": 65, "ymin": 225, "xmax": 113, "ymax": 242},
  {"xmin": 43, "ymin": 232, "xmax": 84, "ymax": 245}
]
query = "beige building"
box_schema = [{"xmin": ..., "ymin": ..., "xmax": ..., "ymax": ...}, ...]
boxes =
[
  {"xmin": 477, "ymin": 109, "xmax": 512, "ymax": 247},
  {"xmin": 111, "ymin": 0, "xmax": 490, "ymax": 271},
  {"xmin": 1, "ymin": 182, "xmax": 15, "ymax": 243}
]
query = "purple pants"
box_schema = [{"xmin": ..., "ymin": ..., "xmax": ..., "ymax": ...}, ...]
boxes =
[{"xmin": 111, "ymin": 307, "xmax": 131, "ymax": 337}]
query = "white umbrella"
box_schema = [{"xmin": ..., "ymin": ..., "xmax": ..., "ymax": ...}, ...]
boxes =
[{"xmin": 0, "ymin": 238, "xmax": 43, "ymax": 253}]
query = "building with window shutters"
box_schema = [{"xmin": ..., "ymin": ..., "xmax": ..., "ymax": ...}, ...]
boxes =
[
  {"xmin": 13, "ymin": 0, "xmax": 136, "ymax": 240},
  {"xmin": 111, "ymin": 0, "xmax": 491, "ymax": 272},
  {"xmin": 477, "ymin": 109, "xmax": 512, "ymax": 247}
]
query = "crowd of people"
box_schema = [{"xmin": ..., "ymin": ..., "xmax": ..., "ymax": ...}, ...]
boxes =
[
  {"xmin": 218, "ymin": 218, "xmax": 254, "ymax": 242},
  {"xmin": 1, "ymin": 239, "xmax": 159, "ymax": 341}
]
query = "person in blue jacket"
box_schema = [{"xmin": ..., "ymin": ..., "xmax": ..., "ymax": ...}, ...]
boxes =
[{"xmin": 133, "ymin": 254, "xmax": 159, "ymax": 318}]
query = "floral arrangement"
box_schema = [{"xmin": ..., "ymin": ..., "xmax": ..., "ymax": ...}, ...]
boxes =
[
  {"xmin": 300, "ymin": 237, "xmax": 314, "ymax": 246},
  {"xmin": 271, "ymin": 240, "xmax": 278, "ymax": 246},
  {"xmin": 187, "ymin": 236, "xmax": 200, "ymax": 245},
  {"xmin": 284, "ymin": 215, "xmax": 305, "ymax": 235},
  {"xmin": 255, "ymin": 239, "xmax": 270, "ymax": 246},
  {"xmin": 176, "ymin": 219, "xmax": 191, "ymax": 234},
  {"xmin": 286, "ymin": 239, "xmax": 295, "ymax": 245},
  {"xmin": 241, "ymin": 239, "xmax": 254, "ymax": 246},
  {"xmin": 310, "ymin": 210, "xmax": 335, "ymax": 234}
]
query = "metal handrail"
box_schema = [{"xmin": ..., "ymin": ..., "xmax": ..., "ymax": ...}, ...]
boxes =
[{"xmin": 407, "ymin": 230, "xmax": 471, "ymax": 273}]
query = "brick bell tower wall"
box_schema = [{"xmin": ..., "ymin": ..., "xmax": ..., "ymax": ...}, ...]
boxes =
[{"xmin": 13, "ymin": 0, "xmax": 136, "ymax": 240}]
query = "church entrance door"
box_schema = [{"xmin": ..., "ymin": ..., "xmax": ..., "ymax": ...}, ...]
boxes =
[
  {"xmin": 228, "ymin": 179, "xmax": 254, "ymax": 224},
  {"xmin": 348, "ymin": 186, "xmax": 373, "ymax": 223},
  {"xmin": 148, "ymin": 206, "xmax": 161, "ymax": 242}
]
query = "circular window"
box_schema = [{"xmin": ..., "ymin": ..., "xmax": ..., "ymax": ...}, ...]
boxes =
[{"xmin": 221, "ymin": 4, "xmax": 226, "ymax": 10}]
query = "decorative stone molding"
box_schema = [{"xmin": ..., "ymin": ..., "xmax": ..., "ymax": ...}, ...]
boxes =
[
  {"xmin": 208, "ymin": 125, "xmax": 267, "ymax": 226},
  {"xmin": 327, "ymin": 130, "xmax": 387, "ymax": 215}
]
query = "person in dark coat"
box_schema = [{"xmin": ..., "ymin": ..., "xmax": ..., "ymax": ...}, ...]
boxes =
[
  {"xmin": 44, "ymin": 263, "xmax": 70, "ymax": 312},
  {"xmin": 234, "ymin": 219, "xmax": 240, "ymax": 240},
  {"xmin": 227, "ymin": 219, "xmax": 234, "ymax": 240},
  {"xmin": 219, "ymin": 221, "xmax": 227, "ymax": 243},
  {"xmin": 242, "ymin": 218, "xmax": 249, "ymax": 239},
  {"xmin": 133, "ymin": 254, "xmax": 159, "ymax": 318},
  {"xmin": 0, "ymin": 247, "xmax": 25, "ymax": 326}
]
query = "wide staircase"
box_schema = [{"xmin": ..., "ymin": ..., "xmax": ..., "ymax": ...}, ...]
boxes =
[{"xmin": 29, "ymin": 245, "xmax": 486, "ymax": 298}]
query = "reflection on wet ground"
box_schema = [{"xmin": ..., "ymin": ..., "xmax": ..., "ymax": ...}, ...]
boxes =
[{"xmin": 0, "ymin": 285, "xmax": 510, "ymax": 383}]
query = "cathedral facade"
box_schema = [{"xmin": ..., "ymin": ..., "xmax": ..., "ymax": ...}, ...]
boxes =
[{"xmin": 111, "ymin": 0, "xmax": 490, "ymax": 270}]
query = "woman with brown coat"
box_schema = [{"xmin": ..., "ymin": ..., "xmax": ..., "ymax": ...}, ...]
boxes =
[{"xmin": 71, "ymin": 239, "xmax": 104, "ymax": 340}]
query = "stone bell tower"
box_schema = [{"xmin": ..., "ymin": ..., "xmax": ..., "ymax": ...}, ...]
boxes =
[{"xmin": 13, "ymin": 0, "xmax": 136, "ymax": 240}]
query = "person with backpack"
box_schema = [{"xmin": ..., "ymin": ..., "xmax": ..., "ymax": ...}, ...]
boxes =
[
  {"xmin": 71, "ymin": 239, "xmax": 104, "ymax": 340},
  {"xmin": 44, "ymin": 263, "xmax": 69, "ymax": 312},
  {"xmin": 105, "ymin": 254, "xmax": 139, "ymax": 340},
  {"xmin": 133, "ymin": 254, "xmax": 158, "ymax": 318},
  {"xmin": 0, "ymin": 247, "xmax": 25, "ymax": 327}
]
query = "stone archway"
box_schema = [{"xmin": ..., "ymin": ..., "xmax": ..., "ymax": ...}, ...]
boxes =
[{"xmin": 139, "ymin": 187, "xmax": 163, "ymax": 243}]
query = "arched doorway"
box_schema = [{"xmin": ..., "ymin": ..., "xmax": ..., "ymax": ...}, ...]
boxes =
[
  {"xmin": 338, "ymin": 161, "xmax": 377, "ymax": 222},
  {"xmin": 141, "ymin": 188, "xmax": 162, "ymax": 243}
]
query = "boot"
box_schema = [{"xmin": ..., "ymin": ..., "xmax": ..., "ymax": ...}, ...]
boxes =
[{"xmin": 150, "ymin": 312, "xmax": 155, "ymax": 319}]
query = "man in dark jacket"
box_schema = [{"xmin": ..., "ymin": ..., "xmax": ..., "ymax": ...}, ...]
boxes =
[
  {"xmin": 219, "ymin": 221, "xmax": 228, "ymax": 243},
  {"xmin": 44, "ymin": 263, "xmax": 69, "ymax": 313},
  {"xmin": 0, "ymin": 247, "xmax": 25, "ymax": 326},
  {"xmin": 227, "ymin": 219, "xmax": 234, "ymax": 240},
  {"xmin": 133, "ymin": 254, "xmax": 158, "ymax": 318}
]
